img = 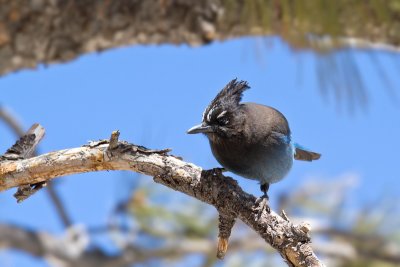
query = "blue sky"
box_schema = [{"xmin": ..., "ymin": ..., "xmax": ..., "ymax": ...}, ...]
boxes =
[{"xmin": 0, "ymin": 37, "xmax": 399, "ymax": 266}]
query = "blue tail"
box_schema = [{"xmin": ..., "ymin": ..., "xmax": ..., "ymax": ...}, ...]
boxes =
[{"xmin": 294, "ymin": 143, "xmax": 321, "ymax": 161}]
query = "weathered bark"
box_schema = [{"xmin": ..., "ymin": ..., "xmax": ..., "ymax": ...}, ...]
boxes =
[
  {"xmin": 0, "ymin": 0, "xmax": 399, "ymax": 76},
  {"xmin": 0, "ymin": 130, "xmax": 324, "ymax": 267}
]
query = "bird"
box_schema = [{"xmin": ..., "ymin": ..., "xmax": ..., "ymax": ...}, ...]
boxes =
[{"xmin": 187, "ymin": 79, "xmax": 320, "ymax": 212}]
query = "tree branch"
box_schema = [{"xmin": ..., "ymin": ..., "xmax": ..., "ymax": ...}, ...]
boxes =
[
  {"xmin": 1, "ymin": 123, "xmax": 47, "ymax": 202},
  {"xmin": 2, "ymin": 123, "xmax": 45, "ymax": 160},
  {"xmin": 0, "ymin": 129, "xmax": 324, "ymax": 267},
  {"xmin": 0, "ymin": 106, "xmax": 72, "ymax": 226},
  {"xmin": 1, "ymin": 1, "xmax": 400, "ymax": 76}
]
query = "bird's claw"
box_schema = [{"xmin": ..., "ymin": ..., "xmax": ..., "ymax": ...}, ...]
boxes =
[{"xmin": 253, "ymin": 195, "xmax": 270, "ymax": 218}]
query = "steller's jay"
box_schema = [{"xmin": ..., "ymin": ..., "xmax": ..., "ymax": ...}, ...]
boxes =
[{"xmin": 187, "ymin": 79, "xmax": 320, "ymax": 212}]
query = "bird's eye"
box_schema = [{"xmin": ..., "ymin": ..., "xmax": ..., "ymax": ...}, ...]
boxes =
[
  {"xmin": 217, "ymin": 116, "xmax": 229, "ymax": 126},
  {"xmin": 215, "ymin": 110, "xmax": 229, "ymax": 126}
]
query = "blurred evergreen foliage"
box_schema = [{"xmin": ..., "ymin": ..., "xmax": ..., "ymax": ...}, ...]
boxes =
[{"xmin": 222, "ymin": 0, "xmax": 400, "ymax": 51}]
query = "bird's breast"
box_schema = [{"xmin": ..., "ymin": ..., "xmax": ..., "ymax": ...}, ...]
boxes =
[{"xmin": 209, "ymin": 137, "xmax": 293, "ymax": 184}]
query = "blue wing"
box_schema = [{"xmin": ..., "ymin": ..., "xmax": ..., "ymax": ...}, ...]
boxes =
[
  {"xmin": 270, "ymin": 131, "xmax": 291, "ymax": 144},
  {"xmin": 271, "ymin": 131, "xmax": 321, "ymax": 161}
]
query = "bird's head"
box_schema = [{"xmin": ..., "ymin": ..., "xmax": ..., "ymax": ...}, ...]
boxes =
[{"xmin": 187, "ymin": 79, "xmax": 249, "ymax": 139}]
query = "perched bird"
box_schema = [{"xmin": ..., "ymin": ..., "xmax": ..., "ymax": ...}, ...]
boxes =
[{"xmin": 187, "ymin": 79, "xmax": 320, "ymax": 211}]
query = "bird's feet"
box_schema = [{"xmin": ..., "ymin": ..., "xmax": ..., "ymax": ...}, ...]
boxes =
[
  {"xmin": 253, "ymin": 194, "xmax": 271, "ymax": 217},
  {"xmin": 253, "ymin": 183, "xmax": 271, "ymax": 218}
]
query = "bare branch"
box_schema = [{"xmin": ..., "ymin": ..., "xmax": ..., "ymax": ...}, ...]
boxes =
[
  {"xmin": 2, "ymin": 123, "xmax": 45, "ymax": 160},
  {"xmin": 108, "ymin": 130, "xmax": 120, "ymax": 151},
  {"xmin": 0, "ymin": 113, "xmax": 72, "ymax": 226},
  {"xmin": 1, "ymin": 123, "xmax": 46, "ymax": 202},
  {"xmin": 0, "ymin": 132, "xmax": 324, "ymax": 267}
]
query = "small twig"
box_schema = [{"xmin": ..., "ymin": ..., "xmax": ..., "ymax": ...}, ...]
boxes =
[
  {"xmin": 14, "ymin": 182, "xmax": 48, "ymax": 203},
  {"xmin": 281, "ymin": 210, "xmax": 290, "ymax": 222},
  {"xmin": 108, "ymin": 130, "xmax": 120, "ymax": 150},
  {"xmin": 1, "ymin": 123, "xmax": 46, "ymax": 202},
  {"xmin": 2, "ymin": 123, "xmax": 45, "ymax": 160},
  {"xmin": 135, "ymin": 146, "xmax": 172, "ymax": 154},
  {"xmin": 217, "ymin": 214, "xmax": 236, "ymax": 259}
]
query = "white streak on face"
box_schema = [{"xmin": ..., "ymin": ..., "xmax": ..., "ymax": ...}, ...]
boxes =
[
  {"xmin": 203, "ymin": 105, "xmax": 226, "ymax": 123},
  {"xmin": 207, "ymin": 108, "xmax": 213, "ymax": 122},
  {"xmin": 206, "ymin": 106, "xmax": 216, "ymax": 122},
  {"xmin": 216, "ymin": 110, "xmax": 227, "ymax": 119}
]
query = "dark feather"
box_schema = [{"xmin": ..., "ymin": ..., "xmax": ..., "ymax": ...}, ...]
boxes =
[
  {"xmin": 294, "ymin": 148, "xmax": 321, "ymax": 161},
  {"xmin": 203, "ymin": 79, "xmax": 250, "ymax": 121},
  {"xmin": 216, "ymin": 78, "xmax": 249, "ymax": 105}
]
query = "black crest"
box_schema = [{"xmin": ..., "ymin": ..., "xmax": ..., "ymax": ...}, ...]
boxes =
[{"xmin": 203, "ymin": 79, "xmax": 250, "ymax": 123}]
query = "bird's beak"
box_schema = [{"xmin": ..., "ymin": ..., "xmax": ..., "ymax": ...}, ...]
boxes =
[{"xmin": 187, "ymin": 124, "xmax": 213, "ymax": 134}]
